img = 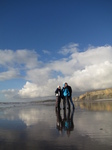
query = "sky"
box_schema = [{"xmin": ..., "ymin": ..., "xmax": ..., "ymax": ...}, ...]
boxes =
[{"xmin": 0, "ymin": 0, "xmax": 112, "ymax": 102}]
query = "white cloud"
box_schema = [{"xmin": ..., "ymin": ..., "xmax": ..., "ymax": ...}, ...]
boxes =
[
  {"xmin": 15, "ymin": 49, "xmax": 39, "ymax": 69},
  {"xmin": 26, "ymin": 67, "xmax": 51, "ymax": 85},
  {"xmin": 58, "ymin": 43, "xmax": 79, "ymax": 55},
  {"xmin": 0, "ymin": 44, "xmax": 112, "ymax": 100},
  {"xmin": 18, "ymin": 81, "xmax": 56, "ymax": 98},
  {"xmin": 69, "ymin": 61, "xmax": 112, "ymax": 91},
  {"xmin": 0, "ymin": 69, "xmax": 20, "ymax": 81},
  {"xmin": 18, "ymin": 82, "xmax": 40, "ymax": 98},
  {"xmin": 0, "ymin": 49, "xmax": 40, "ymax": 81},
  {"xmin": 70, "ymin": 45, "xmax": 112, "ymax": 67},
  {"xmin": 2, "ymin": 89, "xmax": 18, "ymax": 98},
  {"xmin": 0, "ymin": 49, "xmax": 39, "ymax": 69},
  {"xmin": 42, "ymin": 50, "xmax": 51, "ymax": 55}
]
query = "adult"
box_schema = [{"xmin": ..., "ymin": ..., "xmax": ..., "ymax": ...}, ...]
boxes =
[
  {"xmin": 55, "ymin": 85, "xmax": 61, "ymax": 109},
  {"xmin": 66, "ymin": 83, "xmax": 75, "ymax": 109},
  {"xmin": 62, "ymin": 83, "xmax": 70, "ymax": 109}
]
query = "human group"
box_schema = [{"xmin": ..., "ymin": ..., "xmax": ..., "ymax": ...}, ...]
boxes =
[{"xmin": 55, "ymin": 82, "xmax": 75, "ymax": 110}]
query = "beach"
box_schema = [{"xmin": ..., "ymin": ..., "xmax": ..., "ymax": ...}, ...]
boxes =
[{"xmin": 0, "ymin": 100, "xmax": 112, "ymax": 150}]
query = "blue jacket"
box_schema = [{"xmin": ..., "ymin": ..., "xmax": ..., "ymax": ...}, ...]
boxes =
[{"xmin": 62, "ymin": 87, "xmax": 70, "ymax": 97}]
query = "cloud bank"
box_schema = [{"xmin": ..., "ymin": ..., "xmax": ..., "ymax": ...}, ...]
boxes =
[{"xmin": 0, "ymin": 44, "xmax": 112, "ymax": 100}]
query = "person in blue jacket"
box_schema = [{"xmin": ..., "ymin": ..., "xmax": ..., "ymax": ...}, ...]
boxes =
[{"xmin": 62, "ymin": 83, "xmax": 70, "ymax": 109}]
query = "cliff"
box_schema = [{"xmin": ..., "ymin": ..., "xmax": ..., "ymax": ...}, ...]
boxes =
[{"xmin": 73, "ymin": 88, "xmax": 112, "ymax": 101}]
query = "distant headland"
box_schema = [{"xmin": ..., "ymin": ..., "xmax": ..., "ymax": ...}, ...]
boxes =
[{"xmin": 73, "ymin": 88, "xmax": 112, "ymax": 101}]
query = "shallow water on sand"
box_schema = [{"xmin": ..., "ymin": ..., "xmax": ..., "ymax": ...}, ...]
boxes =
[{"xmin": 0, "ymin": 101, "xmax": 112, "ymax": 150}]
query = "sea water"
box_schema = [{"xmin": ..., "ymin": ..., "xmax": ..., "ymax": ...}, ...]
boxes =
[{"xmin": 0, "ymin": 101, "xmax": 112, "ymax": 150}]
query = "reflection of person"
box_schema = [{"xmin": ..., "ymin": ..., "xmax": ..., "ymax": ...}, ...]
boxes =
[
  {"xmin": 55, "ymin": 108, "xmax": 75, "ymax": 136},
  {"xmin": 55, "ymin": 85, "xmax": 61, "ymax": 109},
  {"xmin": 62, "ymin": 83, "xmax": 70, "ymax": 109},
  {"xmin": 55, "ymin": 109, "xmax": 63, "ymax": 133},
  {"xmin": 63, "ymin": 108, "xmax": 75, "ymax": 137},
  {"xmin": 66, "ymin": 83, "xmax": 75, "ymax": 109}
]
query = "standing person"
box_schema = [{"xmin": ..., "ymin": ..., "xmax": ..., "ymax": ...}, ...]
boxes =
[
  {"xmin": 62, "ymin": 83, "xmax": 70, "ymax": 109},
  {"xmin": 66, "ymin": 83, "xmax": 75, "ymax": 109},
  {"xmin": 55, "ymin": 86, "xmax": 61, "ymax": 109}
]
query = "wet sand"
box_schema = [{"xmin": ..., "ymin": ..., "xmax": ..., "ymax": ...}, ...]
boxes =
[{"xmin": 0, "ymin": 101, "xmax": 112, "ymax": 150}]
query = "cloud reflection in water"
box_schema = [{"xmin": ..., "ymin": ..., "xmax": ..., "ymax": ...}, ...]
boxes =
[{"xmin": 0, "ymin": 102, "xmax": 112, "ymax": 150}]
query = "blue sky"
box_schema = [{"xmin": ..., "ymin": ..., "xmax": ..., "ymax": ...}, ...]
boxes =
[{"xmin": 0, "ymin": 0, "xmax": 112, "ymax": 102}]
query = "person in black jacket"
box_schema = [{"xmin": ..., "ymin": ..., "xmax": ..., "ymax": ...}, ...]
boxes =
[
  {"xmin": 66, "ymin": 83, "xmax": 75, "ymax": 109},
  {"xmin": 62, "ymin": 83, "xmax": 70, "ymax": 109},
  {"xmin": 55, "ymin": 85, "xmax": 61, "ymax": 109}
]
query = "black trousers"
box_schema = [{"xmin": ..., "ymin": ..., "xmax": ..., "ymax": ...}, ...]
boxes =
[{"xmin": 63, "ymin": 96, "xmax": 70, "ymax": 109}]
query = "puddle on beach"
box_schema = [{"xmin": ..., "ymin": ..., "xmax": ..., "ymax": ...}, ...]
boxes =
[{"xmin": 0, "ymin": 101, "xmax": 112, "ymax": 150}]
